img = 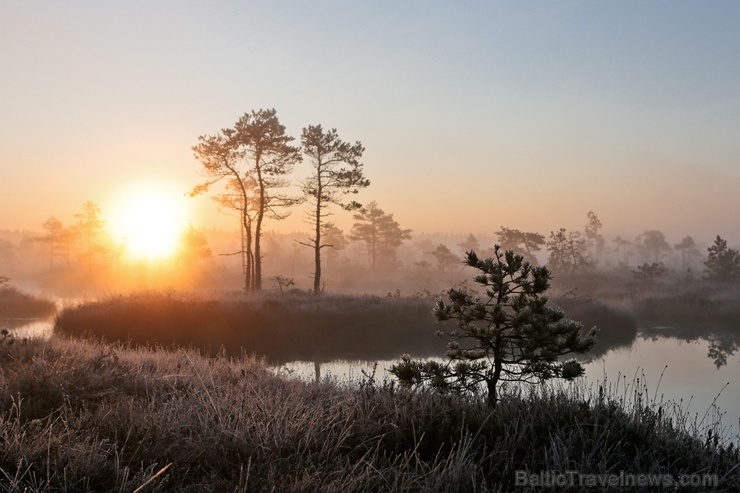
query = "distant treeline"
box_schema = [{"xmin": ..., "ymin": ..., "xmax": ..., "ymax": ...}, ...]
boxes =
[{"xmin": 3, "ymin": 204, "xmax": 740, "ymax": 297}]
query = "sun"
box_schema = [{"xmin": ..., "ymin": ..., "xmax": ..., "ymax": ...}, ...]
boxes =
[{"xmin": 107, "ymin": 182, "xmax": 188, "ymax": 261}]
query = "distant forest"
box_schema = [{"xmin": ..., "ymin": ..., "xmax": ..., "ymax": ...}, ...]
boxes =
[{"xmin": 1, "ymin": 205, "xmax": 738, "ymax": 297}]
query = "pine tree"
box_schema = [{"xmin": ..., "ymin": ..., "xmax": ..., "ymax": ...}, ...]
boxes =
[
  {"xmin": 495, "ymin": 227, "xmax": 545, "ymax": 265},
  {"xmin": 429, "ymin": 244, "xmax": 459, "ymax": 273},
  {"xmin": 391, "ymin": 246, "xmax": 596, "ymax": 407},
  {"xmin": 546, "ymin": 228, "xmax": 589, "ymax": 274},
  {"xmin": 704, "ymin": 235, "xmax": 740, "ymax": 283},
  {"xmin": 299, "ymin": 125, "xmax": 369, "ymax": 293},
  {"xmin": 192, "ymin": 109, "xmax": 301, "ymax": 291},
  {"xmin": 350, "ymin": 201, "xmax": 411, "ymax": 268},
  {"xmin": 632, "ymin": 262, "xmax": 669, "ymax": 283},
  {"xmin": 73, "ymin": 201, "xmax": 105, "ymax": 272}
]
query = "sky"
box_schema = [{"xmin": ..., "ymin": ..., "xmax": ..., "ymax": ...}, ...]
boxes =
[{"xmin": 2, "ymin": 0, "xmax": 740, "ymax": 246}]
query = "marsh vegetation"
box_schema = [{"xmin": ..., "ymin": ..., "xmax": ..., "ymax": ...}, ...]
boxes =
[
  {"xmin": 4, "ymin": 210, "xmax": 740, "ymax": 491},
  {"xmin": 53, "ymin": 289, "xmax": 639, "ymax": 366},
  {"xmin": 0, "ymin": 281, "xmax": 56, "ymax": 321},
  {"xmin": 1, "ymin": 335, "xmax": 738, "ymax": 492}
]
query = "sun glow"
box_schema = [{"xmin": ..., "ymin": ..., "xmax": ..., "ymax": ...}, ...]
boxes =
[{"xmin": 108, "ymin": 182, "xmax": 188, "ymax": 261}]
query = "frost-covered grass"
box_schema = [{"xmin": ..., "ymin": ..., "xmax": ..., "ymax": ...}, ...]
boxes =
[{"xmin": 0, "ymin": 335, "xmax": 738, "ymax": 492}]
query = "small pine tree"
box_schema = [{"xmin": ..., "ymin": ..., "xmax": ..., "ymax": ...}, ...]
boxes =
[
  {"xmin": 632, "ymin": 262, "xmax": 669, "ymax": 283},
  {"xmin": 704, "ymin": 235, "xmax": 740, "ymax": 283},
  {"xmin": 390, "ymin": 246, "xmax": 596, "ymax": 407}
]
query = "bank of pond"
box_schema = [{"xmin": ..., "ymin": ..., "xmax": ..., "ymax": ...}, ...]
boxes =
[
  {"xmin": 49, "ymin": 290, "xmax": 740, "ymax": 365},
  {"xmin": 0, "ymin": 334, "xmax": 738, "ymax": 492},
  {"xmin": 2, "ymin": 289, "xmax": 740, "ymax": 490},
  {"xmin": 2, "ymin": 287, "xmax": 738, "ymax": 369}
]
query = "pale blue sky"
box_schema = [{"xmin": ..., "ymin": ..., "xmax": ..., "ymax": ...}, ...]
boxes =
[{"xmin": 1, "ymin": 1, "xmax": 739, "ymax": 244}]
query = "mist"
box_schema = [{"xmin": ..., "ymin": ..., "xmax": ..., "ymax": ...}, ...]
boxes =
[{"xmin": 2, "ymin": 2, "xmax": 740, "ymax": 489}]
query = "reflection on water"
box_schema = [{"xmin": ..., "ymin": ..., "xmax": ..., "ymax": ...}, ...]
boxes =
[
  {"xmin": 708, "ymin": 335, "xmax": 740, "ymax": 368},
  {"xmin": 640, "ymin": 326, "xmax": 740, "ymax": 369},
  {"xmin": 584, "ymin": 336, "xmax": 739, "ymax": 440},
  {"xmin": 279, "ymin": 334, "xmax": 740, "ymax": 441}
]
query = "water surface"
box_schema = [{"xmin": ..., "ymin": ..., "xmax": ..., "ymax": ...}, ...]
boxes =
[{"xmin": 280, "ymin": 333, "xmax": 740, "ymax": 442}]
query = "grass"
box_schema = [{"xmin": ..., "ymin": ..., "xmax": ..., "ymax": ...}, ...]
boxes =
[
  {"xmin": 53, "ymin": 292, "xmax": 444, "ymax": 363},
  {"xmin": 0, "ymin": 335, "xmax": 738, "ymax": 492}
]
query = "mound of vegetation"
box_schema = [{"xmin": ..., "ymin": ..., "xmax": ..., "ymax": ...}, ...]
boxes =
[
  {"xmin": 634, "ymin": 290, "xmax": 740, "ymax": 334},
  {"xmin": 55, "ymin": 290, "xmax": 641, "ymax": 365},
  {"xmin": 54, "ymin": 292, "xmax": 445, "ymax": 363},
  {"xmin": 552, "ymin": 295, "xmax": 638, "ymax": 359},
  {"xmin": 0, "ymin": 336, "xmax": 737, "ymax": 492},
  {"xmin": 0, "ymin": 279, "xmax": 56, "ymax": 320}
]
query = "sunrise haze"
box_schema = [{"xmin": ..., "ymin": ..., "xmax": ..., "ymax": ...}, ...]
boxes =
[{"xmin": 2, "ymin": 1, "xmax": 739, "ymax": 244}]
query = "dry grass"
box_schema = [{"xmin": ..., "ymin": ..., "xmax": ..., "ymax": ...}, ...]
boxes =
[
  {"xmin": 53, "ymin": 292, "xmax": 453, "ymax": 363},
  {"xmin": 0, "ymin": 335, "xmax": 738, "ymax": 492},
  {"xmin": 54, "ymin": 291, "xmax": 639, "ymax": 364}
]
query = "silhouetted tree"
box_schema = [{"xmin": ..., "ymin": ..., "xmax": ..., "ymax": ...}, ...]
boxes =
[
  {"xmin": 209, "ymin": 177, "xmax": 259, "ymax": 289},
  {"xmin": 632, "ymin": 262, "xmax": 669, "ymax": 284},
  {"xmin": 636, "ymin": 230, "xmax": 671, "ymax": 263},
  {"xmin": 495, "ymin": 227, "xmax": 545, "ymax": 265},
  {"xmin": 546, "ymin": 228, "xmax": 589, "ymax": 274},
  {"xmin": 73, "ymin": 201, "xmax": 105, "ymax": 272},
  {"xmin": 40, "ymin": 216, "xmax": 73, "ymax": 269},
  {"xmin": 270, "ymin": 275, "xmax": 295, "ymax": 295},
  {"xmin": 704, "ymin": 235, "xmax": 740, "ymax": 283},
  {"xmin": 179, "ymin": 224, "xmax": 212, "ymax": 266},
  {"xmin": 613, "ymin": 236, "xmax": 632, "ymax": 266},
  {"xmin": 192, "ymin": 109, "xmax": 301, "ymax": 291},
  {"xmin": 321, "ymin": 223, "xmax": 349, "ymax": 268},
  {"xmin": 584, "ymin": 211, "xmax": 606, "ymax": 262},
  {"xmin": 350, "ymin": 201, "xmax": 411, "ymax": 268},
  {"xmin": 299, "ymin": 125, "xmax": 369, "ymax": 293},
  {"xmin": 191, "ymin": 131, "xmax": 253, "ymax": 290},
  {"xmin": 390, "ymin": 247, "xmax": 596, "ymax": 407},
  {"xmin": 429, "ymin": 244, "xmax": 459, "ymax": 273},
  {"xmin": 457, "ymin": 233, "xmax": 480, "ymax": 254},
  {"xmin": 234, "ymin": 109, "xmax": 302, "ymax": 291},
  {"xmin": 675, "ymin": 236, "xmax": 700, "ymax": 270}
]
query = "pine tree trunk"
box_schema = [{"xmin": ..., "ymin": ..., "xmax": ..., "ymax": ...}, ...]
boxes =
[
  {"xmin": 254, "ymin": 151, "xmax": 264, "ymax": 291},
  {"xmin": 313, "ymin": 189, "xmax": 323, "ymax": 294},
  {"xmin": 486, "ymin": 378, "xmax": 498, "ymax": 408}
]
